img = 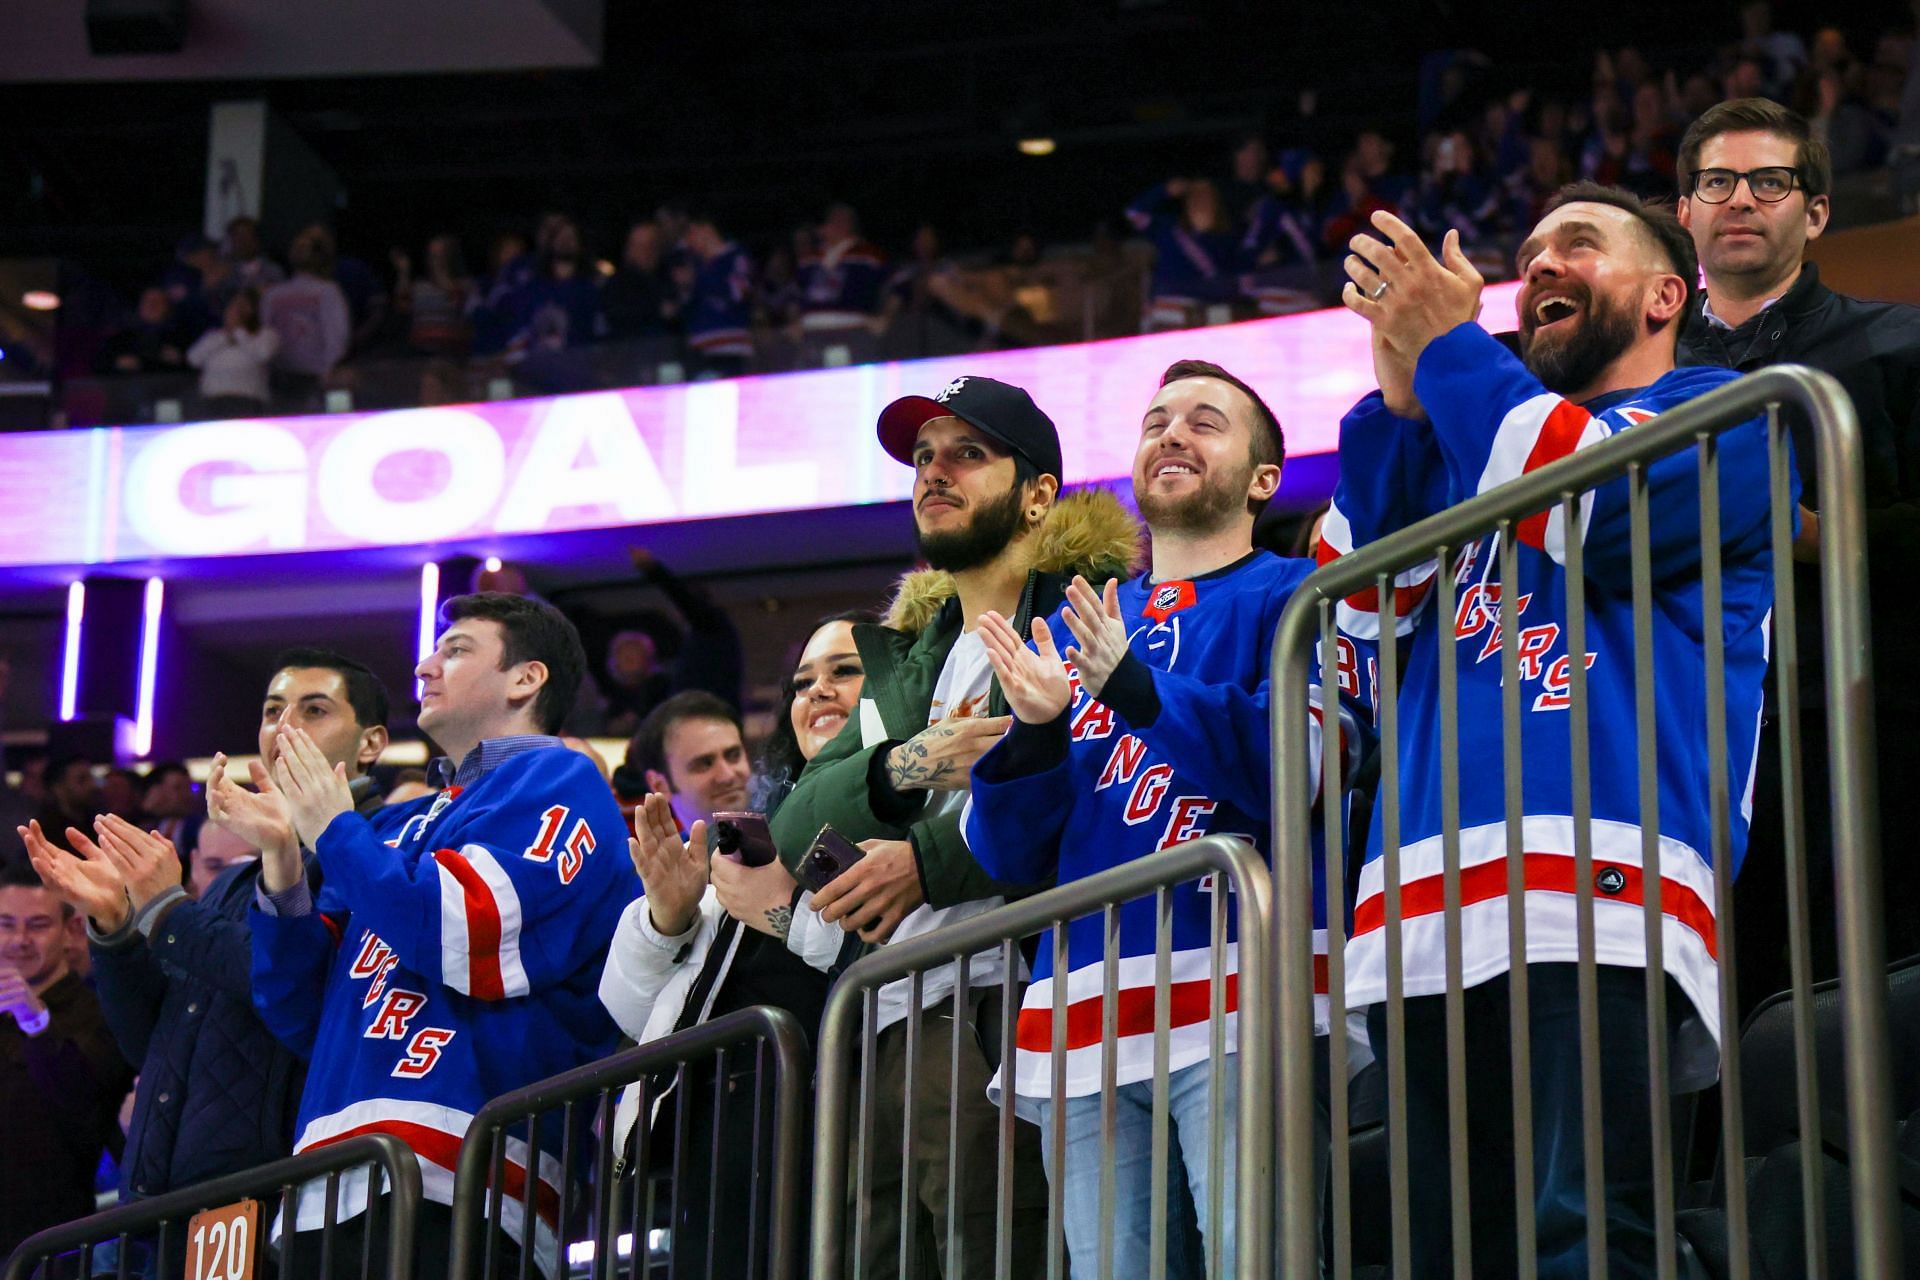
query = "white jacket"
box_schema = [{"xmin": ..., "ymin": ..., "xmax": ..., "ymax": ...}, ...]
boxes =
[{"xmin": 598, "ymin": 889, "xmax": 742, "ymax": 1168}]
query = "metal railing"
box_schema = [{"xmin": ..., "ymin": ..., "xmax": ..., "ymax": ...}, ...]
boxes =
[
  {"xmin": 446, "ymin": 1005, "xmax": 808, "ymax": 1280},
  {"xmin": 810, "ymin": 833, "xmax": 1275, "ymax": 1280},
  {"xmin": 2, "ymin": 1135, "xmax": 421, "ymax": 1280},
  {"xmin": 1270, "ymin": 364, "xmax": 1899, "ymax": 1277}
]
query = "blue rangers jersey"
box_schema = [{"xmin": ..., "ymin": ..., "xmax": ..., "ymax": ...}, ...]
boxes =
[
  {"xmin": 685, "ymin": 241, "xmax": 754, "ymax": 359},
  {"xmin": 251, "ymin": 742, "xmax": 639, "ymax": 1265},
  {"xmin": 1326, "ymin": 321, "xmax": 1790, "ymax": 1087},
  {"xmin": 966, "ymin": 552, "xmax": 1366, "ymax": 1099}
]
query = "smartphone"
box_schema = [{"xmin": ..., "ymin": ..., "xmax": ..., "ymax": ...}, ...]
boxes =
[
  {"xmin": 795, "ymin": 824, "xmax": 867, "ymax": 893},
  {"xmin": 710, "ymin": 812, "xmax": 776, "ymax": 868}
]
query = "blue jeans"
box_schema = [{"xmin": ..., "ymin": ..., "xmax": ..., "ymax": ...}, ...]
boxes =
[{"xmin": 1022, "ymin": 1057, "xmax": 1238, "ymax": 1279}]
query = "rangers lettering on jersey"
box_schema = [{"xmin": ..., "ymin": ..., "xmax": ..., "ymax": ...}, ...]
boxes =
[
  {"xmin": 967, "ymin": 551, "xmax": 1368, "ymax": 1099},
  {"xmin": 1325, "ymin": 320, "xmax": 1787, "ymax": 1088}
]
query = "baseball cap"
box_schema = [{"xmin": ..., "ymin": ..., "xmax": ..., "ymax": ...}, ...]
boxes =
[{"xmin": 877, "ymin": 375, "xmax": 1063, "ymax": 483}]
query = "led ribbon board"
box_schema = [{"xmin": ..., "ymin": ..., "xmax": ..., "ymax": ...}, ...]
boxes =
[{"xmin": 0, "ymin": 286, "xmax": 1520, "ymax": 567}]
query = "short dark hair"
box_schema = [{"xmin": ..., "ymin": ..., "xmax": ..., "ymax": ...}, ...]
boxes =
[
  {"xmin": 1158, "ymin": 359, "xmax": 1286, "ymax": 517},
  {"xmin": 0, "ymin": 861, "xmax": 70, "ymax": 914},
  {"xmin": 437, "ymin": 593, "xmax": 587, "ymax": 735},
  {"xmin": 627, "ymin": 691, "xmax": 742, "ymax": 783},
  {"xmin": 270, "ymin": 648, "xmax": 392, "ymax": 731},
  {"xmin": 139, "ymin": 762, "xmax": 189, "ymax": 795},
  {"xmin": 1540, "ymin": 181, "xmax": 1699, "ymax": 317},
  {"xmin": 1678, "ymin": 97, "xmax": 1831, "ymax": 200},
  {"xmin": 46, "ymin": 754, "xmax": 94, "ymax": 786}
]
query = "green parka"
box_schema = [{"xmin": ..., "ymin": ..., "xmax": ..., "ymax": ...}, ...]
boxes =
[{"xmin": 769, "ymin": 489, "xmax": 1143, "ymax": 905}]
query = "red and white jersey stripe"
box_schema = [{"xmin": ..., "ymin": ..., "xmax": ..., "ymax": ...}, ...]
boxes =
[
  {"xmin": 1345, "ymin": 817, "xmax": 1723, "ymax": 1090},
  {"xmin": 433, "ymin": 844, "xmax": 530, "ymax": 1001}
]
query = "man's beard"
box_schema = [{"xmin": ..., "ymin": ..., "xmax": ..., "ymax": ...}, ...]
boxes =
[
  {"xmin": 1519, "ymin": 287, "xmax": 1640, "ymax": 396},
  {"xmin": 1135, "ymin": 459, "xmax": 1253, "ymax": 535},
  {"xmin": 915, "ymin": 481, "xmax": 1028, "ymax": 572}
]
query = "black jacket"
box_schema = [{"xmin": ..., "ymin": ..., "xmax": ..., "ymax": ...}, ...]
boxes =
[
  {"xmin": 0, "ymin": 973, "xmax": 132, "ymax": 1256},
  {"xmin": 1678, "ymin": 262, "xmax": 1920, "ymax": 710},
  {"xmin": 91, "ymin": 856, "xmax": 310, "ymax": 1201}
]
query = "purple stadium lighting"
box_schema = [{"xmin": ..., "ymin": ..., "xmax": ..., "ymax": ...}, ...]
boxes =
[
  {"xmin": 416, "ymin": 561, "xmax": 440, "ymax": 698},
  {"xmin": 59, "ymin": 581, "xmax": 84, "ymax": 721},
  {"xmin": 133, "ymin": 577, "xmax": 164, "ymax": 757}
]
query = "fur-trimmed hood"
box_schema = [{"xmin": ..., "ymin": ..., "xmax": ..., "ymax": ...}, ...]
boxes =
[{"xmin": 883, "ymin": 488, "xmax": 1144, "ymax": 634}]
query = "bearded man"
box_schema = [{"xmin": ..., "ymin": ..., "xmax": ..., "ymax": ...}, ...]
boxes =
[
  {"xmin": 966, "ymin": 357, "xmax": 1363, "ymax": 1278},
  {"xmin": 1324, "ymin": 188, "xmax": 1786, "ymax": 1277},
  {"xmin": 730, "ymin": 375, "xmax": 1140, "ymax": 1278}
]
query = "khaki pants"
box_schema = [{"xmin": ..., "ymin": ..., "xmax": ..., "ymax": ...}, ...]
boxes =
[{"xmin": 854, "ymin": 988, "xmax": 1049, "ymax": 1279}]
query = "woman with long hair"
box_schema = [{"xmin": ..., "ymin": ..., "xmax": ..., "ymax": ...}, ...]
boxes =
[{"xmin": 598, "ymin": 612, "xmax": 868, "ymax": 1277}]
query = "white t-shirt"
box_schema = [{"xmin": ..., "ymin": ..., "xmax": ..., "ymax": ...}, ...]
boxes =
[{"xmin": 786, "ymin": 624, "xmax": 1017, "ymax": 1031}]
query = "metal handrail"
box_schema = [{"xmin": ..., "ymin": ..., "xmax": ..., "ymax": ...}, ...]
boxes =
[
  {"xmin": 1267, "ymin": 362, "xmax": 1897, "ymax": 1277},
  {"xmin": 808, "ymin": 832, "xmax": 1276, "ymax": 1280},
  {"xmin": 445, "ymin": 1005, "xmax": 808, "ymax": 1280},
  {"xmin": 2, "ymin": 1134, "xmax": 422, "ymax": 1280}
]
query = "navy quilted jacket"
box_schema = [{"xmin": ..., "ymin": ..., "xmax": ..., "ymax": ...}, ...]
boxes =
[{"xmin": 92, "ymin": 857, "xmax": 308, "ymax": 1199}]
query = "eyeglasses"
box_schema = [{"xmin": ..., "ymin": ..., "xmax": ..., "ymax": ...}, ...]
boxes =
[{"xmin": 1688, "ymin": 166, "xmax": 1801, "ymax": 204}]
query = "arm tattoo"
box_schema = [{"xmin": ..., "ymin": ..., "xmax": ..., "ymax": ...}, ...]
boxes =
[
  {"xmin": 886, "ymin": 732, "xmax": 961, "ymax": 792},
  {"xmin": 765, "ymin": 904, "xmax": 793, "ymax": 938}
]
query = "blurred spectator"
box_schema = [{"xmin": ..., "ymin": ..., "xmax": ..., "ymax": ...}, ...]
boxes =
[
  {"xmin": 470, "ymin": 230, "xmax": 536, "ymax": 356},
  {"xmin": 1618, "ymin": 81, "xmax": 1682, "ymax": 196},
  {"xmin": 1737, "ymin": 0, "xmax": 1807, "ymax": 99},
  {"xmin": 34, "ymin": 756, "xmax": 101, "ymax": 854},
  {"xmin": 1896, "ymin": 30, "xmax": 1920, "ymax": 212},
  {"xmin": 96, "ymin": 288, "xmax": 194, "ymax": 376},
  {"xmin": 681, "ymin": 211, "xmax": 756, "ymax": 378},
  {"xmin": 557, "ymin": 548, "xmax": 745, "ymax": 739},
  {"xmin": 1221, "ymin": 133, "xmax": 1274, "ymax": 229},
  {"xmin": 99, "ymin": 769, "xmax": 144, "ymax": 823},
  {"xmin": 1509, "ymin": 135, "xmax": 1573, "ymax": 229},
  {"xmin": 514, "ymin": 216, "xmax": 603, "ymax": 355},
  {"xmin": 261, "ymin": 227, "xmax": 351, "ymax": 405},
  {"xmin": 187, "ymin": 822, "xmax": 256, "ymax": 899},
  {"xmin": 1480, "ymin": 93, "xmax": 1534, "ymax": 180},
  {"xmin": 1724, "ymin": 55, "xmax": 1768, "ymax": 102},
  {"xmin": 157, "ymin": 233, "xmax": 223, "ymax": 338},
  {"xmin": 654, "ymin": 202, "xmax": 692, "ymax": 260},
  {"xmin": 186, "ymin": 288, "xmax": 279, "ymax": 418},
  {"xmin": 216, "ymin": 216, "xmax": 285, "ymax": 308},
  {"xmin": 138, "ymin": 762, "xmax": 197, "ymax": 855},
  {"xmin": 755, "ymin": 241, "xmax": 802, "ymax": 332},
  {"xmin": 795, "ymin": 202, "xmax": 889, "ymax": 336},
  {"xmin": 600, "ymin": 221, "xmax": 677, "ymax": 341},
  {"xmin": 331, "ymin": 240, "xmax": 391, "ymax": 356},
  {"xmin": 1323, "ymin": 131, "xmax": 1412, "ymax": 250},
  {"xmin": 393, "ymin": 235, "xmax": 473, "ymax": 357},
  {"xmin": 1412, "ymin": 129, "xmax": 1504, "ymax": 246},
  {"xmin": 0, "ymin": 862, "xmax": 133, "ymax": 1258},
  {"xmin": 1126, "ymin": 177, "xmax": 1242, "ymax": 327},
  {"xmin": 1678, "ymin": 71, "xmax": 1722, "ymax": 120},
  {"xmin": 1002, "ymin": 228, "xmax": 1043, "ymax": 270},
  {"xmin": 881, "ymin": 223, "xmax": 973, "ymax": 353}
]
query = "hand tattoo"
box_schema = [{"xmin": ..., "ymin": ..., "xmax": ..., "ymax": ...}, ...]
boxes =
[
  {"xmin": 886, "ymin": 734, "xmax": 961, "ymax": 791},
  {"xmin": 765, "ymin": 904, "xmax": 793, "ymax": 938}
]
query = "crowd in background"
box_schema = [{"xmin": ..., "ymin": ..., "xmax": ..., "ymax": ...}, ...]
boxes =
[{"xmin": 38, "ymin": 4, "xmax": 1920, "ymax": 426}]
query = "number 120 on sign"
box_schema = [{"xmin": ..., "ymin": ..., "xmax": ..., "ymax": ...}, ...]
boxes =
[{"xmin": 187, "ymin": 1199, "xmax": 259, "ymax": 1280}]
